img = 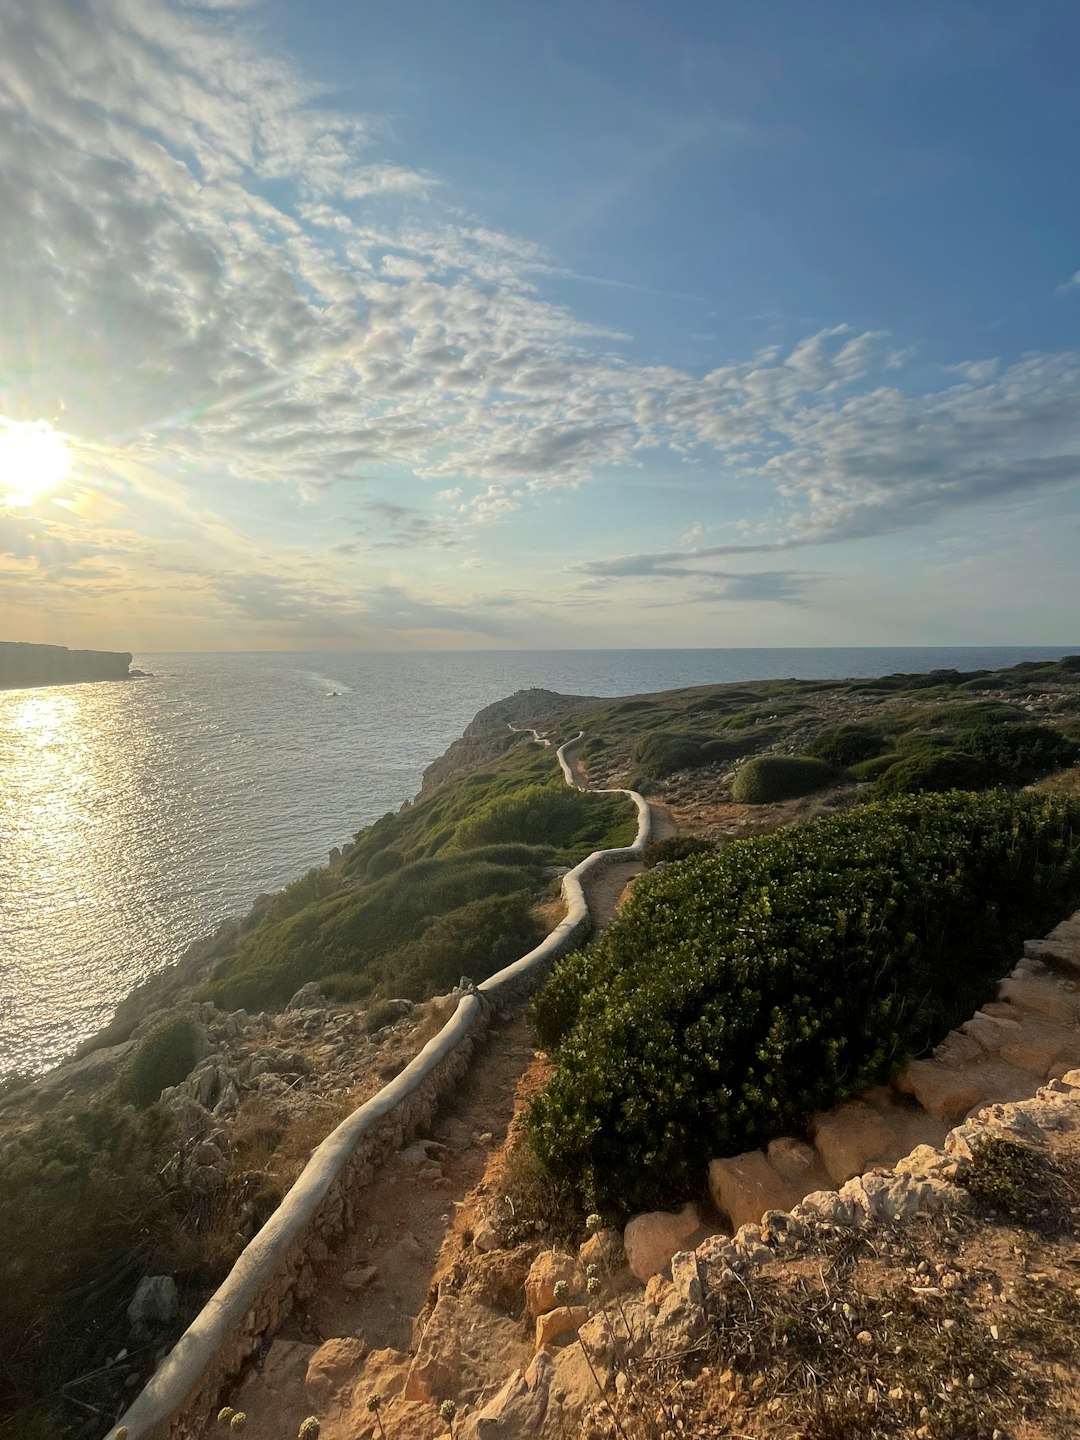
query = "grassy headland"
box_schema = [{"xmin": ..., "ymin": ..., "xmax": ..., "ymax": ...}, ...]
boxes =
[{"xmin": 4, "ymin": 655, "xmax": 1080, "ymax": 1438}]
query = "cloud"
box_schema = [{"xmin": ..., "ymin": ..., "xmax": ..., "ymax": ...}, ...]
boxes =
[
  {"xmin": 1, "ymin": 0, "xmax": 1079, "ymax": 644},
  {"xmin": 1057, "ymin": 270, "xmax": 1080, "ymax": 296}
]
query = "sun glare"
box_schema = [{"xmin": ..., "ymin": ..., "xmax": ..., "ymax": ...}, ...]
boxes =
[{"xmin": 1, "ymin": 420, "xmax": 72, "ymax": 506}]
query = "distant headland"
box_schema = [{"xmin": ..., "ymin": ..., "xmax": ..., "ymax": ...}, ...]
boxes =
[{"xmin": 0, "ymin": 640, "xmax": 136, "ymax": 689}]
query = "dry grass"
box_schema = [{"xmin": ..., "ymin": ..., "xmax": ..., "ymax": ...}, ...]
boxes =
[
  {"xmin": 578, "ymin": 1132, "xmax": 1080, "ymax": 1440},
  {"xmin": 1033, "ymin": 763, "xmax": 1080, "ymax": 799}
]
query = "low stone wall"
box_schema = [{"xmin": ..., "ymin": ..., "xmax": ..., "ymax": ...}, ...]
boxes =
[{"xmin": 112, "ymin": 738, "xmax": 650, "ymax": 1440}]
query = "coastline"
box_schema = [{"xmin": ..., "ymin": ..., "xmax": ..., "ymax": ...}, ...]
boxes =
[
  {"xmin": 11, "ymin": 686, "xmax": 594, "ymax": 1096},
  {"xmin": 0, "ymin": 640, "xmax": 135, "ymax": 689}
]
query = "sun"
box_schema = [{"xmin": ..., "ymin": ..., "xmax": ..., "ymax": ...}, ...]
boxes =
[{"xmin": 1, "ymin": 420, "xmax": 73, "ymax": 506}]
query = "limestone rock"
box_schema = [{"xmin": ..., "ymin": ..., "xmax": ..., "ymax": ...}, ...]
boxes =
[
  {"xmin": 403, "ymin": 1292, "xmax": 523, "ymax": 1406},
  {"xmin": 464, "ymin": 1350, "xmax": 555, "ymax": 1440},
  {"xmin": 811, "ymin": 1101, "xmax": 897, "ymax": 1185},
  {"xmin": 766, "ymin": 1136, "xmax": 832, "ymax": 1193},
  {"xmin": 791, "ymin": 1189, "xmax": 857, "ymax": 1227},
  {"xmin": 623, "ymin": 1203, "xmax": 704, "ymax": 1282},
  {"xmin": 999, "ymin": 1028, "xmax": 1071, "ymax": 1075},
  {"xmin": 306, "ymin": 1337, "xmax": 369, "ymax": 1402},
  {"xmin": 669, "ymin": 1250, "xmax": 704, "ymax": 1307},
  {"xmin": 473, "ymin": 1221, "xmax": 503, "ymax": 1253},
  {"xmin": 342, "ymin": 1266, "xmax": 379, "ymax": 1291},
  {"xmin": 127, "ymin": 1275, "xmax": 179, "ymax": 1340},
  {"xmin": 893, "ymin": 1060, "xmax": 985, "ymax": 1124},
  {"xmin": 524, "ymin": 1251, "xmax": 584, "ymax": 1317},
  {"xmin": 998, "ymin": 974, "xmax": 1080, "ymax": 1024},
  {"xmin": 578, "ymin": 1227, "xmax": 623, "ymax": 1273},
  {"xmin": 708, "ymin": 1149, "xmax": 800, "ymax": 1231},
  {"xmin": 960, "ymin": 1010, "xmax": 1023, "ymax": 1053},
  {"xmin": 287, "ymin": 982, "xmax": 329, "ymax": 1010},
  {"xmin": 649, "ymin": 1285, "xmax": 706, "ymax": 1358},
  {"xmin": 534, "ymin": 1304, "xmax": 590, "ymax": 1349}
]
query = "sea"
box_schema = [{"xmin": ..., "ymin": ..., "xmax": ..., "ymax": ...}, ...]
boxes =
[{"xmin": 2, "ymin": 645, "xmax": 1076, "ymax": 1077}]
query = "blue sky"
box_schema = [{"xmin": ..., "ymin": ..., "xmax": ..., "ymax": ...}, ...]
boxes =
[{"xmin": 0, "ymin": 0, "xmax": 1077, "ymax": 650}]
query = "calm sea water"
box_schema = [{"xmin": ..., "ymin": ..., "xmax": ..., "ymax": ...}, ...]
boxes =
[{"xmin": 1, "ymin": 646, "xmax": 1076, "ymax": 1076}]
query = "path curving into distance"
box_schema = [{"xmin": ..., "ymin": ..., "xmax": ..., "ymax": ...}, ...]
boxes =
[{"xmin": 113, "ymin": 732, "xmax": 660, "ymax": 1440}]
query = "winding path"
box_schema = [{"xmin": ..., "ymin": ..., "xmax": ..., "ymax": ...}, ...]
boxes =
[{"xmin": 114, "ymin": 729, "xmax": 667, "ymax": 1440}]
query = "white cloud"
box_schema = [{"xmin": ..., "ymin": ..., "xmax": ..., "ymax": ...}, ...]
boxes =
[{"xmin": 1, "ymin": 0, "xmax": 1079, "ymax": 647}]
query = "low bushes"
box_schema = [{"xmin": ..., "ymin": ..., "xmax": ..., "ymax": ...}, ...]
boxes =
[
  {"xmin": 731, "ymin": 755, "xmax": 840, "ymax": 803},
  {"xmin": 808, "ymin": 724, "xmax": 887, "ymax": 769},
  {"xmin": 0, "ymin": 1097, "xmax": 182, "ymax": 1435},
  {"xmin": 633, "ymin": 727, "xmax": 779, "ymax": 779},
  {"xmin": 875, "ymin": 725, "xmax": 1078, "ymax": 797},
  {"xmin": 528, "ymin": 791, "xmax": 1080, "ymax": 1213},
  {"xmin": 874, "ymin": 751, "xmax": 992, "ymax": 796},
  {"xmin": 116, "ymin": 1013, "xmax": 200, "ymax": 1107},
  {"xmin": 642, "ymin": 835, "xmax": 718, "ymax": 867},
  {"xmin": 451, "ymin": 782, "xmax": 607, "ymax": 850}
]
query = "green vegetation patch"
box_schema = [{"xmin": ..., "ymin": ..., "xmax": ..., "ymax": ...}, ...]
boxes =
[
  {"xmin": 0, "ymin": 1096, "xmax": 183, "ymax": 1436},
  {"xmin": 875, "ymin": 724, "xmax": 1078, "ymax": 797},
  {"xmin": 199, "ymin": 740, "xmax": 636, "ymax": 1012},
  {"xmin": 731, "ymin": 754, "xmax": 840, "ymax": 803},
  {"xmin": 807, "ymin": 724, "xmax": 888, "ymax": 769},
  {"xmin": 527, "ymin": 791, "xmax": 1080, "ymax": 1213},
  {"xmin": 633, "ymin": 729, "xmax": 758, "ymax": 777},
  {"xmin": 116, "ymin": 1012, "xmax": 201, "ymax": 1107}
]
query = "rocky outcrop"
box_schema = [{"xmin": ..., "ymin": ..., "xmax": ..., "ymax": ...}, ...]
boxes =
[
  {"xmin": 466, "ymin": 1073, "xmax": 1080, "ymax": 1439},
  {"xmin": 0, "ymin": 640, "xmax": 132, "ymax": 688}
]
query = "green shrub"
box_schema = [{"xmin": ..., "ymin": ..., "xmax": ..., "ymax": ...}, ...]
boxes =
[
  {"xmin": 528, "ymin": 791, "xmax": 1080, "ymax": 1213},
  {"xmin": 116, "ymin": 1013, "xmax": 200, "ymax": 1107},
  {"xmin": 451, "ymin": 783, "xmax": 584, "ymax": 849},
  {"xmin": 873, "ymin": 750, "xmax": 993, "ymax": 796},
  {"xmin": 258, "ymin": 866, "xmax": 340, "ymax": 927},
  {"xmin": 963, "ymin": 723, "xmax": 1078, "ymax": 783},
  {"xmin": 633, "ymin": 731, "xmax": 712, "ymax": 776},
  {"xmin": 367, "ymin": 846, "xmax": 404, "ymax": 877},
  {"xmin": 730, "ymin": 755, "xmax": 839, "ymax": 804},
  {"xmin": 848, "ymin": 753, "xmax": 902, "ymax": 782},
  {"xmin": 379, "ymin": 890, "xmax": 544, "ymax": 999},
  {"xmin": 808, "ymin": 725, "xmax": 887, "ymax": 769},
  {"xmin": 642, "ymin": 835, "xmax": 718, "ymax": 867}
]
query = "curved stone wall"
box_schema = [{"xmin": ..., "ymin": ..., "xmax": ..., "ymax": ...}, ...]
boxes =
[{"xmin": 112, "ymin": 737, "xmax": 650, "ymax": 1440}]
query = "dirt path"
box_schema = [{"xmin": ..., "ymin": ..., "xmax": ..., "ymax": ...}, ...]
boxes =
[
  {"xmin": 216, "ymin": 1017, "xmax": 540, "ymax": 1440},
  {"xmin": 213, "ymin": 752, "xmax": 663, "ymax": 1438},
  {"xmin": 579, "ymin": 800, "xmax": 676, "ymax": 925}
]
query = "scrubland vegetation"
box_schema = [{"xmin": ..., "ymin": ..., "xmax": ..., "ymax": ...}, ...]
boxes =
[
  {"xmin": 529, "ymin": 790, "xmax": 1080, "ymax": 1212},
  {"xmin": 198, "ymin": 736, "xmax": 635, "ymax": 1011}
]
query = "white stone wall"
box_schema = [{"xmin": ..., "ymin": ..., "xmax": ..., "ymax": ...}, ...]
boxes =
[{"xmin": 112, "ymin": 739, "xmax": 651, "ymax": 1440}]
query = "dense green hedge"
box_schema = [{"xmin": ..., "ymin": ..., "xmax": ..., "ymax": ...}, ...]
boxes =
[
  {"xmin": 528, "ymin": 791, "xmax": 1080, "ymax": 1213},
  {"xmin": 730, "ymin": 754, "xmax": 839, "ymax": 803}
]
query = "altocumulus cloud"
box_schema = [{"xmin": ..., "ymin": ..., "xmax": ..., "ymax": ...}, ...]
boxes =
[{"xmin": 1, "ymin": 0, "xmax": 1080, "ymax": 639}]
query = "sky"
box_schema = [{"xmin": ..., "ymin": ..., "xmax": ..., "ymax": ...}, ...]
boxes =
[{"xmin": 0, "ymin": 0, "xmax": 1078, "ymax": 652}]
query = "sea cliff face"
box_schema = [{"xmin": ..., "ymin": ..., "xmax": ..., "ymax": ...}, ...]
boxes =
[{"xmin": 0, "ymin": 640, "xmax": 133, "ymax": 689}]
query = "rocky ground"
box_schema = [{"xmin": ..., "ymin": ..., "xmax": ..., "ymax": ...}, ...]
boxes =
[{"xmin": 197, "ymin": 905, "xmax": 1080, "ymax": 1440}]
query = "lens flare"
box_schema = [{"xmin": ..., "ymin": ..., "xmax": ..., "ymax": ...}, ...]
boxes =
[{"xmin": 1, "ymin": 419, "xmax": 73, "ymax": 506}]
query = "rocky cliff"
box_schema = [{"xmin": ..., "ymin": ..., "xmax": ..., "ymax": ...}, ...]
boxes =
[{"xmin": 0, "ymin": 640, "xmax": 133, "ymax": 689}]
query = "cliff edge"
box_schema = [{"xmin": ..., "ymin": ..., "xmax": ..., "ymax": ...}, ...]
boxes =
[{"xmin": 0, "ymin": 640, "xmax": 133, "ymax": 689}]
